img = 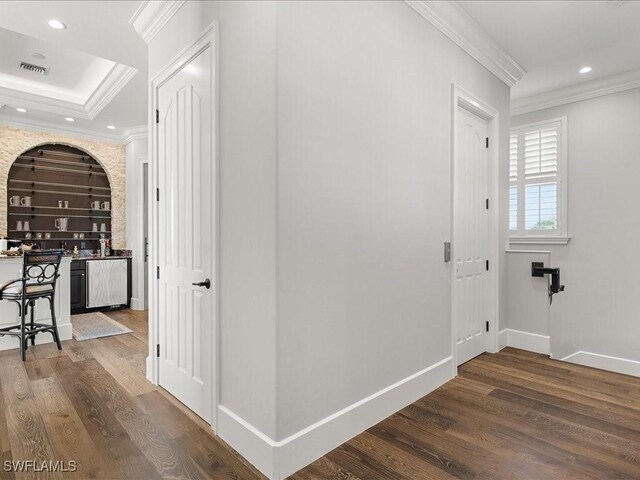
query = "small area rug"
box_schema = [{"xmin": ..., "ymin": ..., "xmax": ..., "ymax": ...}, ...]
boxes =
[{"xmin": 71, "ymin": 312, "xmax": 132, "ymax": 341}]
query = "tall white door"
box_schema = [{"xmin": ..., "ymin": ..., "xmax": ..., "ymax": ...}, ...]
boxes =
[
  {"xmin": 157, "ymin": 46, "xmax": 213, "ymax": 420},
  {"xmin": 454, "ymin": 106, "xmax": 489, "ymax": 366}
]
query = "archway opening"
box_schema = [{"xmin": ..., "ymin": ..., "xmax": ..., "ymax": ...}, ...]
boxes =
[{"xmin": 7, "ymin": 143, "xmax": 112, "ymax": 253}]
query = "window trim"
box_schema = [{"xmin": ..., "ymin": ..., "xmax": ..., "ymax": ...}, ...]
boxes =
[{"xmin": 509, "ymin": 116, "xmax": 569, "ymax": 244}]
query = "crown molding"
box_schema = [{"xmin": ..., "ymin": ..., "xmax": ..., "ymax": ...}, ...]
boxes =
[
  {"xmin": 121, "ymin": 125, "xmax": 148, "ymax": 145},
  {"xmin": 0, "ymin": 116, "xmax": 121, "ymax": 144},
  {"xmin": 0, "ymin": 88, "xmax": 86, "ymax": 118},
  {"xmin": 86, "ymin": 64, "xmax": 139, "ymax": 119},
  {"xmin": 0, "ymin": 64, "xmax": 138, "ymax": 120},
  {"xmin": 404, "ymin": 1, "xmax": 525, "ymax": 87},
  {"xmin": 130, "ymin": 0, "xmax": 185, "ymax": 44},
  {"xmin": 512, "ymin": 68, "xmax": 640, "ymax": 116}
]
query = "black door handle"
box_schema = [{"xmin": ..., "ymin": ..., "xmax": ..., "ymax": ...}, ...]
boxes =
[{"xmin": 192, "ymin": 278, "xmax": 211, "ymax": 289}]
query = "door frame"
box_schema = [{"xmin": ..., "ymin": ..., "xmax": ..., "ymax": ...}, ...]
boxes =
[
  {"xmin": 450, "ymin": 84, "xmax": 500, "ymax": 372},
  {"xmin": 147, "ymin": 22, "xmax": 220, "ymax": 431}
]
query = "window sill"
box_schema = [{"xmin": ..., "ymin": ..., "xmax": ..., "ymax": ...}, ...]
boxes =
[{"xmin": 509, "ymin": 236, "xmax": 571, "ymax": 245}]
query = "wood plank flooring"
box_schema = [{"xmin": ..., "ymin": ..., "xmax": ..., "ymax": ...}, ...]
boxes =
[{"xmin": 1, "ymin": 311, "xmax": 639, "ymax": 479}]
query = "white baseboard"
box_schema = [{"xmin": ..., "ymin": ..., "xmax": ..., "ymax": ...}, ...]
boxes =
[
  {"xmin": 499, "ymin": 328, "xmax": 550, "ymax": 355},
  {"xmin": 217, "ymin": 356, "xmax": 454, "ymax": 480},
  {"xmin": 561, "ymin": 351, "xmax": 640, "ymax": 378},
  {"xmin": 130, "ymin": 297, "xmax": 146, "ymax": 310},
  {"xmin": 0, "ymin": 322, "xmax": 72, "ymax": 351}
]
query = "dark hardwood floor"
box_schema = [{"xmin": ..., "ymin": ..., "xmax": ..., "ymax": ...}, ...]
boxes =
[{"xmin": 1, "ymin": 311, "xmax": 640, "ymax": 479}]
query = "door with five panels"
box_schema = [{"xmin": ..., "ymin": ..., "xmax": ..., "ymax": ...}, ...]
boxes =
[{"xmin": 157, "ymin": 46, "xmax": 214, "ymax": 420}]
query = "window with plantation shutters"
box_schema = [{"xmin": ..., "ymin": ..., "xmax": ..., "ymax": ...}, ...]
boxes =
[{"xmin": 509, "ymin": 117, "xmax": 568, "ymax": 243}]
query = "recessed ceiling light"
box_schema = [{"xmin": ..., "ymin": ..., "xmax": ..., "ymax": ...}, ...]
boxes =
[
  {"xmin": 107, "ymin": 125, "xmax": 116, "ymax": 130},
  {"xmin": 16, "ymin": 108, "xmax": 27, "ymax": 113},
  {"xmin": 579, "ymin": 66, "xmax": 592, "ymax": 74},
  {"xmin": 48, "ymin": 19, "xmax": 66, "ymax": 30},
  {"xmin": 64, "ymin": 117, "xmax": 75, "ymax": 122}
]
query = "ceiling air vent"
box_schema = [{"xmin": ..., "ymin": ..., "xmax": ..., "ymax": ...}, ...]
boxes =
[{"xmin": 19, "ymin": 62, "xmax": 48, "ymax": 75}]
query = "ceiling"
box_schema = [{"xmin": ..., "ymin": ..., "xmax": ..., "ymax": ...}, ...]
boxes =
[
  {"xmin": 0, "ymin": 0, "xmax": 147, "ymax": 142},
  {"xmin": 458, "ymin": 0, "xmax": 640, "ymax": 100}
]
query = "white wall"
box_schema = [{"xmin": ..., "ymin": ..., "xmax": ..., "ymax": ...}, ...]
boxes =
[
  {"xmin": 149, "ymin": 1, "xmax": 510, "ymax": 478},
  {"xmin": 275, "ymin": 0, "xmax": 510, "ymax": 446},
  {"xmin": 149, "ymin": 0, "xmax": 279, "ymax": 439},
  {"xmin": 511, "ymin": 87, "xmax": 640, "ymax": 365},
  {"xmin": 125, "ymin": 136, "xmax": 147, "ymax": 310}
]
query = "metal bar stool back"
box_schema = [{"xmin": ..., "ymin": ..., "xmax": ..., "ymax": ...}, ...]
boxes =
[{"xmin": 0, "ymin": 250, "xmax": 63, "ymax": 360}]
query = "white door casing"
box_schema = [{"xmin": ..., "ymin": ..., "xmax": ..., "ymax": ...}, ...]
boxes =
[
  {"xmin": 156, "ymin": 42, "xmax": 215, "ymax": 422},
  {"xmin": 453, "ymin": 105, "xmax": 490, "ymax": 366}
]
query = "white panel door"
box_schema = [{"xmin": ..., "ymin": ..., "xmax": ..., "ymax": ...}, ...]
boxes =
[
  {"xmin": 157, "ymin": 46, "xmax": 213, "ymax": 420},
  {"xmin": 454, "ymin": 107, "xmax": 489, "ymax": 366}
]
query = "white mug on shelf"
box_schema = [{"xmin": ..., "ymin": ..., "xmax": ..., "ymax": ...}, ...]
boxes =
[
  {"xmin": 101, "ymin": 201, "xmax": 110, "ymax": 210},
  {"xmin": 92, "ymin": 223, "xmax": 98, "ymax": 232},
  {"xmin": 100, "ymin": 223, "xmax": 106, "ymax": 232},
  {"xmin": 91, "ymin": 200, "xmax": 100, "ymax": 210},
  {"xmin": 9, "ymin": 196, "xmax": 21, "ymax": 206},
  {"xmin": 55, "ymin": 217, "xmax": 69, "ymax": 232},
  {"xmin": 64, "ymin": 200, "xmax": 69, "ymax": 209},
  {"xmin": 58, "ymin": 200, "xmax": 63, "ymax": 208},
  {"xmin": 16, "ymin": 221, "xmax": 22, "ymax": 231},
  {"xmin": 21, "ymin": 196, "xmax": 31, "ymax": 206},
  {"xmin": 23, "ymin": 221, "xmax": 30, "ymax": 231}
]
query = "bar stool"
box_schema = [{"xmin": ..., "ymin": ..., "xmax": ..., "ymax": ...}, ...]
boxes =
[{"xmin": 0, "ymin": 250, "xmax": 63, "ymax": 361}]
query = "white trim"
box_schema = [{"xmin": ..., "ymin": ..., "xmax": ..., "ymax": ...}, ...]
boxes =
[
  {"xmin": 512, "ymin": 68, "xmax": 640, "ymax": 116},
  {"xmin": 149, "ymin": 22, "xmax": 219, "ymax": 431},
  {"xmin": 510, "ymin": 236, "xmax": 571, "ymax": 245},
  {"xmin": 499, "ymin": 328, "xmax": 550, "ymax": 355},
  {"xmin": 121, "ymin": 125, "xmax": 148, "ymax": 145},
  {"xmin": 129, "ymin": 0, "xmax": 185, "ymax": 44},
  {"xmin": 561, "ymin": 351, "xmax": 640, "ymax": 378},
  {"xmin": 218, "ymin": 356, "xmax": 453, "ymax": 480},
  {"xmin": 0, "ymin": 117, "xmax": 121, "ymax": 144},
  {"xmin": 505, "ymin": 249, "xmax": 552, "ymax": 254},
  {"xmin": 130, "ymin": 297, "xmax": 142, "ymax": 310},
  {"xmin": 404, "ymin": 1, "xmax": 525, "ymax": 86},
  {"xmin": 451, "ymin": 84, "xmax": 501, "ymax": 372},
  {"xmin": 0, "ymin": 64, "xmax": 138, "ymax": 120},
  {"xmin": 85, "ymin": 64, "xmax": 139, "ymax": 119}
]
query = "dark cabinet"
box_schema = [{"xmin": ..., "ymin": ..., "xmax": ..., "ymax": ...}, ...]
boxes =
[{"xmin": 70, "ymin": 261, "xmax": 86, "ymax": 314}]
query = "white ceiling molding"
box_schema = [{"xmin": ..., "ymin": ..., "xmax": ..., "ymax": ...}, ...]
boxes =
[
  {"xmin": 85, "ymin": 64, "xmax": 138, "ymax": 119},
  {"xmin": 404, "ymin": 1, "xmax": 525, "ymax": 87},
  {"xmin": 512, "ymin": 68, "xmax": 640, "ymax": 116},
  {"xmin": 0, "ymin": 64, "xmax": 138, "ymax": 120},
  {"xmin": 130, "ymin": 0, "xmax": 185, "ymax": 44},
  {"xmin": 0, "ymin": 116, "xmax": 121, "ymax": 144},
  {"xmin": 121, "ymin": 125, "xmax": 148, "ymax": 145}
]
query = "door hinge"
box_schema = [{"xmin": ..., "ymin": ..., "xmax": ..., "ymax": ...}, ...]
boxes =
[
  {"xmin": 486, "ymin": 260, "xmax": 489, "ymax": 271},
  {"xmin": 486, "ymin": 137, "xmax": 489, "ymax": 148},
  {"xmin": 156, "ymin": 109, "xmax": 159, "ymax": 124},
  {"xmin": 156, "ymin": 188, "xmax": 159, "ymax": 202},
  {"xmin": 485, "ymin": 198, "xmax": 489, "ymax": 210},
  {"xmin": 486, "ymin": 321, "xmax": 490, "ymax": 332},
  {"xmin": 156, "ymin": 266, "xmax": 160, "ymax": 279},
  {"xmin": 156, "ymin": 344, "xmax": 160, "ymax": 357}
]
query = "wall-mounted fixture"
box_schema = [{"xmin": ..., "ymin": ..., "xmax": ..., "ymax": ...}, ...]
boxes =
[{"xmin": 532, "ymin": 262, "xmax": 565, "ymax": 304}]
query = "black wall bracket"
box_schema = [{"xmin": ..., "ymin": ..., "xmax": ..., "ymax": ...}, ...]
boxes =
[{"xmin": 532, "ymin": 262, "xmax": 565, "ymax": 304}]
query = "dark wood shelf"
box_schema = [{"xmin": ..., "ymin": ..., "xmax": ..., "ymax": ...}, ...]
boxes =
[{"xmin": 8, "ymin": 144, "xmax": 112, "ymax": 250}]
